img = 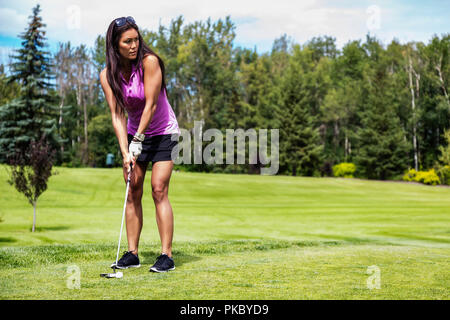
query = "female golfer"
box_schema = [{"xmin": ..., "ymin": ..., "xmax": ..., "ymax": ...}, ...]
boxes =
[{"xmin": 99, "ymin": 16, "xmax": 180, "ymax": 273}]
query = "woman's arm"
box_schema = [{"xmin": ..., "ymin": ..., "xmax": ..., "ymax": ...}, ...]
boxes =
[
  {"xmin": 99, "ymin": 68, "xmax": 132, "ymax": 168},
  {"xmin": 135, "ymin": 55, "xmax": 162, "ymax": 136}
]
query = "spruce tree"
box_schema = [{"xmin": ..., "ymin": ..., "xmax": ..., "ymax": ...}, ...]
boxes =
[
  {"xmin": 353, "ymin": 36, "xmax": 410, "ymax": 179},
  {"xmin": 0, "ymin": 4, "xmax": 59, "ymax": 232},
  {"xmin": 279, "ymin": 45, "xmax": 324, "ymax": 176},
  {"xmin": 0, "ymin": 4, "xmax": 59, "ymax": 162}
]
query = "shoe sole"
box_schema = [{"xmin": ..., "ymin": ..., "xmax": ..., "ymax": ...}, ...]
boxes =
[
  {"xmin": 110, "ymin": 264, "xmax": 141, "ymax": 270},
  {"xmin": 149, "ymin": 266, "xmax": 176, "ymax": 273}
]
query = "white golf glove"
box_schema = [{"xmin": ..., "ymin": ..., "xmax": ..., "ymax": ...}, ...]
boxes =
[{"xmin": 129, "ymin": 140, "xmax": 142, "ymax": 159}]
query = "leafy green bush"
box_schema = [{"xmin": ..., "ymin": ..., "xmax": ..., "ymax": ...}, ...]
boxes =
[
  {"xmin": 435, "ymin": 165, "xmax": 450, "ymax": 185},
  {"xmin": 332, "ymin": 162, "xmax": 356, "ymax": 178},
  {"xmin": 88, "ymin": 114, "xmax": 120, "ymax": 168},
  {"xmin": 434, "ymin": 129, "xmax": 450, "ymax": 185},
  {"xmin": 402, "ymin": 169, "xmax": 441, "ymax": 185}
]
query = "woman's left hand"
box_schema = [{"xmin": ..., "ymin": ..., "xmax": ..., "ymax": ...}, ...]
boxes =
[{"xmin": 129, "ymin": 140, "xmax": 142, "ymax": 159}]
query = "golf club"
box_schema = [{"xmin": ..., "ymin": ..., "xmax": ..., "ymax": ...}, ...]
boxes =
[{"xmin": 100, "ymin": 163, "xmax": 133, "ymax": 279}]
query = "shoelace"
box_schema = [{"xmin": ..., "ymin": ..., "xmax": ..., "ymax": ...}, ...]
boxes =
[
  {"xmin": 119, "ymin": 251, "xmax": 134, "ymax": 260},
  {"xmin": 154, "ymin": 254, "xmax": 170, "ymax": 266},
  {"xmin": 157, "ymin": 254, "xmax": 170, "ymax": 260}
]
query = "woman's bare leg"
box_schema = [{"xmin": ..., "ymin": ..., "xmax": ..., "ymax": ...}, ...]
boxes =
[
  {"xmin": 151, "ymin": 160, "xmax": 174, "ymax": 257},
  {"xmin": 123, "ymin": 161, "xmax": 149, "ymax": 255}
]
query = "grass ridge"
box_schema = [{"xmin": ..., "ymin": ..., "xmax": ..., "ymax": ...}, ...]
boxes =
[{"xmin": 0, "ymin": 239, "xmax": 345, "ymax": 269}]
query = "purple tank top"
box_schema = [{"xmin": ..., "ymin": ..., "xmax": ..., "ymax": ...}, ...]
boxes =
[{"xmin": 120, "ymin": 62, "xmax": 180, "ymax": 137}]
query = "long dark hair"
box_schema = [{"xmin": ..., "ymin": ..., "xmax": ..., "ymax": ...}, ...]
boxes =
[{"xmin": 105, "ymin": 17, "xmax": 167, "ymax": 115}]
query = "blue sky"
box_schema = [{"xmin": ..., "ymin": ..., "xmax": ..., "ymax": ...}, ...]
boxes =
[{"xmin": 0, "ymin": 0, "xmax": 449, "ymax": 66}]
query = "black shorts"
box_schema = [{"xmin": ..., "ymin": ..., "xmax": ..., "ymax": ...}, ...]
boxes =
[{"xmin": 127, "ymin": 133, "xmax": 178, "ymax": 164}]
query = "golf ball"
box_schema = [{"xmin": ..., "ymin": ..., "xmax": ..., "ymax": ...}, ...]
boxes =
[{"xmin": 116, "ymin": 272, "xmax": 123, "ymax": 278}]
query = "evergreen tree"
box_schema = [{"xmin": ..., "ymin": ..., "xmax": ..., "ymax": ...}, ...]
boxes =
[
  {"xmin": 353, "ymin": 36, "xmax": 410, "ymax": 179},
  {"xmin": 279, "ymin": 45, "xmax": 324, "ymax": 176},
  {"xmin": 0, "ymin": 4, "xmax": 60, "ymax": 232},
  {"xmin": 0, "ymin": 64, "xmax": 21, "ymax": 105},
  {"xmin": 0, "ymin": 4, "xmax": 59, "ymax": 162}
]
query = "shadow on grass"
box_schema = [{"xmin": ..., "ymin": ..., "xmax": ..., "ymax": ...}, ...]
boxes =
[
  {"xmin": 139, "ymin": 239, "xmax": 339, "ymax": 268},
  {"xmin": 32, "ymin": 226, "xmax": 71, "ymax": 232},
  {"xmin": 308, "ymin": 234, "xmax": 394, "ymax": 245},
  {"xmin": 374, "ymin": 231, "xmax": 450, "ymax": 244},
  {"xmin": 0, "ymin": 237, "xmax": 16, "ymax": 243}
]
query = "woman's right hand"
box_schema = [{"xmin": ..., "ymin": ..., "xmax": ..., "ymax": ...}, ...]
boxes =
[{"xmin": 123, "ymin": 153, "xmax": 135, "ymax": 173}]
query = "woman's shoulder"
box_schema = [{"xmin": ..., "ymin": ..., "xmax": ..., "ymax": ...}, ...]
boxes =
[
  {"xmin": 99, "ymin": 67, "xmax": 108, "ymax": 86},
  {"xmin": 99, "ymin": 67, "xmax": 108, "ymax": 80},
  {"xmin": 142, "ymin": 54, "xmax": 159, "ymax": 70},
  {"xmin": 143, "ymin": 54, "xmax": 158, "ymax": 62}
]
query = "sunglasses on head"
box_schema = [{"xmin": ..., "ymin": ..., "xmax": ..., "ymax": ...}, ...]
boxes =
[{"xmin": 115, "ymin": 16, "xmax": 135, "ymax": 27}]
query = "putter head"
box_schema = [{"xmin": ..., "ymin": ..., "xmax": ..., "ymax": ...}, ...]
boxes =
[{"xmin": 100, "ymin": 271, "xmax": 123, "ymax": 278}]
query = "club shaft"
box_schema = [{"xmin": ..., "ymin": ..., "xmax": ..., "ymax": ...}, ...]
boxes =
[{"xmin": 114, "ymin": 170, "xmax": 131, "ymax": 267}]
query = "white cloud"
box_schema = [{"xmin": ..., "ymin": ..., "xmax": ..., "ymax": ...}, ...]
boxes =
[
  {"xmin": 0, "ymin": 0, "xmax": 448, "ymax": 54},
  {"xmin": 0, "ymin": 7, "xmax": 28, "ymax": 36},
  {"xmin": 1, "ymin": 1, "xmax": 367, "ymax": 47}
]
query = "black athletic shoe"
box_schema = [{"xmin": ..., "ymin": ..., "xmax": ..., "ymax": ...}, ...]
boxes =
[
  {"xmin": 111, "ymin": 251, "xmax": 141, "ymax": 269},
  {"xmin": 149, "ymin": 253, "xmax": 175, "ymax": 273}
]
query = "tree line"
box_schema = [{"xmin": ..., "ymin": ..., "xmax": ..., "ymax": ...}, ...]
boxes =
[{"xmin": 1, "ymin": 8, "xmax": 449, "ymax": 181}]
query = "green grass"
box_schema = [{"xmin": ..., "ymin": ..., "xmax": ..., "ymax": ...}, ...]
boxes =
[{"xmin": 0, "ymin": 166, "xmax": 449, "ymax": 299}]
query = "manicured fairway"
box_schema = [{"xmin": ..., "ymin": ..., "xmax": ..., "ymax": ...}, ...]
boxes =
[{"xmin": 0, "ymin": 166, "xmax": 449, "ymax": 299}]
